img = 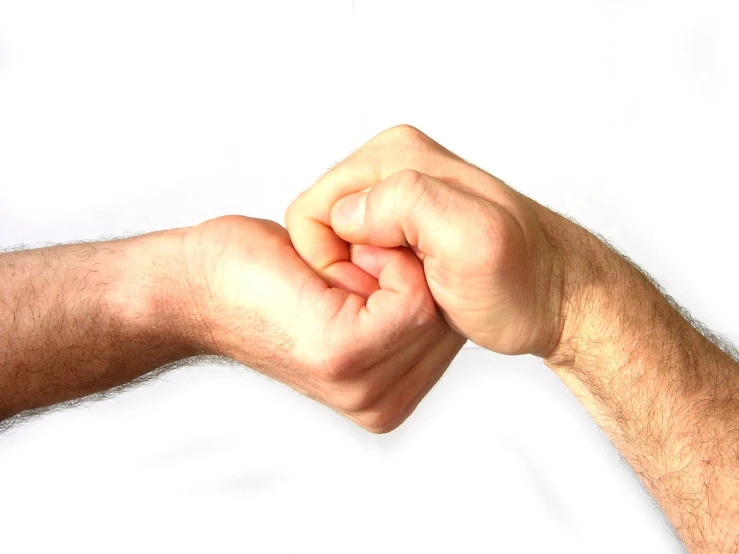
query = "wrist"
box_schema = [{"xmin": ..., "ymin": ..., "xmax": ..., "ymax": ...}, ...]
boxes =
[
  {"xmin": 105, "ymin": 229, "xmax": 205, "ymax": 358},
  {"xmin": 536, "ymin": 205, "xmax": 659, "ymax": 371},
  {"xmin": 536, "ymin": 205, "xmax": 715, "ymax": 395}
]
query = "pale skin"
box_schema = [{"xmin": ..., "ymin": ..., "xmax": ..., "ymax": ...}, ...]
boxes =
[{"xmin": 1, "ymin": 126, "xmax": 738, "ymax": 552}]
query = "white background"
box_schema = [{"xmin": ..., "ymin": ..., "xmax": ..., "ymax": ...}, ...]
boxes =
[{"xmin": 1, "ymin": 1, "xmax": 737, "ymax": 552}]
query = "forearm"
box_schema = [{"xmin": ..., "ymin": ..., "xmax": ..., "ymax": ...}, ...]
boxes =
[
  {"xmin": 0, "ymin": 230, "xmax": 199, "ymax": 423},
  {"xmin": 541, "ymin": 206, "xmax": 739, "ymax": 552}
]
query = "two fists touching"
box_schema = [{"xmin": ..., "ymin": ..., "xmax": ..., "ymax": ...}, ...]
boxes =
[
  {"xmin": 6, "ymin": 124, "xmax": 732, "ymax": 550},
  {"xmin": 181, "ymin": 125, "xmax": 573, "ymax": 432}
]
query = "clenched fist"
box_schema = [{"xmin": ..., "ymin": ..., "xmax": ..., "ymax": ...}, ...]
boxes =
[
  {"xmin": 286, "ymin": 125, "xmax": 568, "ymax": 358},
  {"xmin": 178, "ymin": 215, "xmax": 465, "ymax": 433}
]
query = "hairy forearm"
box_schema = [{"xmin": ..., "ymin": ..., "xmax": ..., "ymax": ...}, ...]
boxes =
[
  {"xmin": 0, "ymin": 231, "xmax": 199, "ymax": 424},
  {"xmin": 540, "ymin": 206, "xmax": 739, "ymax": 552}
]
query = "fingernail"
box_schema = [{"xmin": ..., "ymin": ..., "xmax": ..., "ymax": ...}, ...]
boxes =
[{"xmin": 334, "ymin": 192, "xmax": 367, "ymax": 229}]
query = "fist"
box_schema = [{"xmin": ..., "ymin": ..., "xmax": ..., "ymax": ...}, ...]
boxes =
[
  {"xmin": 286, "ymin": 125, "xmax": 567, "ymax": 357},
  {"xmin": 178, "ymin": 215, "xmax": 465, "ymax": 433}
]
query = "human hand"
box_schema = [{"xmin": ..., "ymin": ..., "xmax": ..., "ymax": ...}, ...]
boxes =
[
  {"xmin": 176, "ymin": 215, "xmax": 465, "ymax": 433},
  {"xmin": 286, "ymin": 125, "xmax": 568, "ymax": 357},
  {"xmin": 284, "ymin": 126, "xmax": 739, "ymax": 550}
]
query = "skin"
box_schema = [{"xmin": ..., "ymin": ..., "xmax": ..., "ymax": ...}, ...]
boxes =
[
  {"xmin": 2, "ymin": 125, "xmax": 738, "ymax": 551},
  {"xmin": 0, "ymin": 217, "xmax": 464, "ymax": 433},
  {"xmin": 286, "ymin": 125, "xmax": 739, "ymax": 552}
]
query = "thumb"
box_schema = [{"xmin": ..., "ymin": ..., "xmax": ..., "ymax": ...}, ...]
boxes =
[{"xmin": 330, "ymin": 170, "xmax": 454, "ymax": 256}]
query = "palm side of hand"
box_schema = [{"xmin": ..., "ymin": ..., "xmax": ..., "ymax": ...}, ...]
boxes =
[{"xmin": 180, "ymin": 215, "xmax": 464, "ymax": 432}]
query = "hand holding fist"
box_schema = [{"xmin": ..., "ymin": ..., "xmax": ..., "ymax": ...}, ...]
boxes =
[
  {"xmin": 287, "ymin": 125, "xmax": 567, "ymax": 358},
  {"xmin": 179, "ymin": 215, "xmax": 464, "ymax": 433},
  {"xmin": 182, "ymin": 125, "xmax": 570, "ymax": 432}
]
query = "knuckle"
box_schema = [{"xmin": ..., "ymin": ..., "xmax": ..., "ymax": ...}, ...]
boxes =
[
  {"xmin": 411, "ymin": 290, "xmax": 438, "ymax": 328},
  {"xmin": 393, "ymin": 169, "xmax": 428, "ymax": 207},
  {"xmin": 392, "ymin": 170, "xmax": 446, "ymax": 231},
  {"xmin": 377, "ymin": 124, "xmax": 428, "ymax": 148},
  {"xmin": 360, "ymin": 406, "xmax": 403, "ymax": 434},
  {"xmin": 336, "ymin": 383, "xmax": 378, "ymax": 413},
  {"xmin": 395, "ymin": 168, "xmax": 424, "ymax": 189}
]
